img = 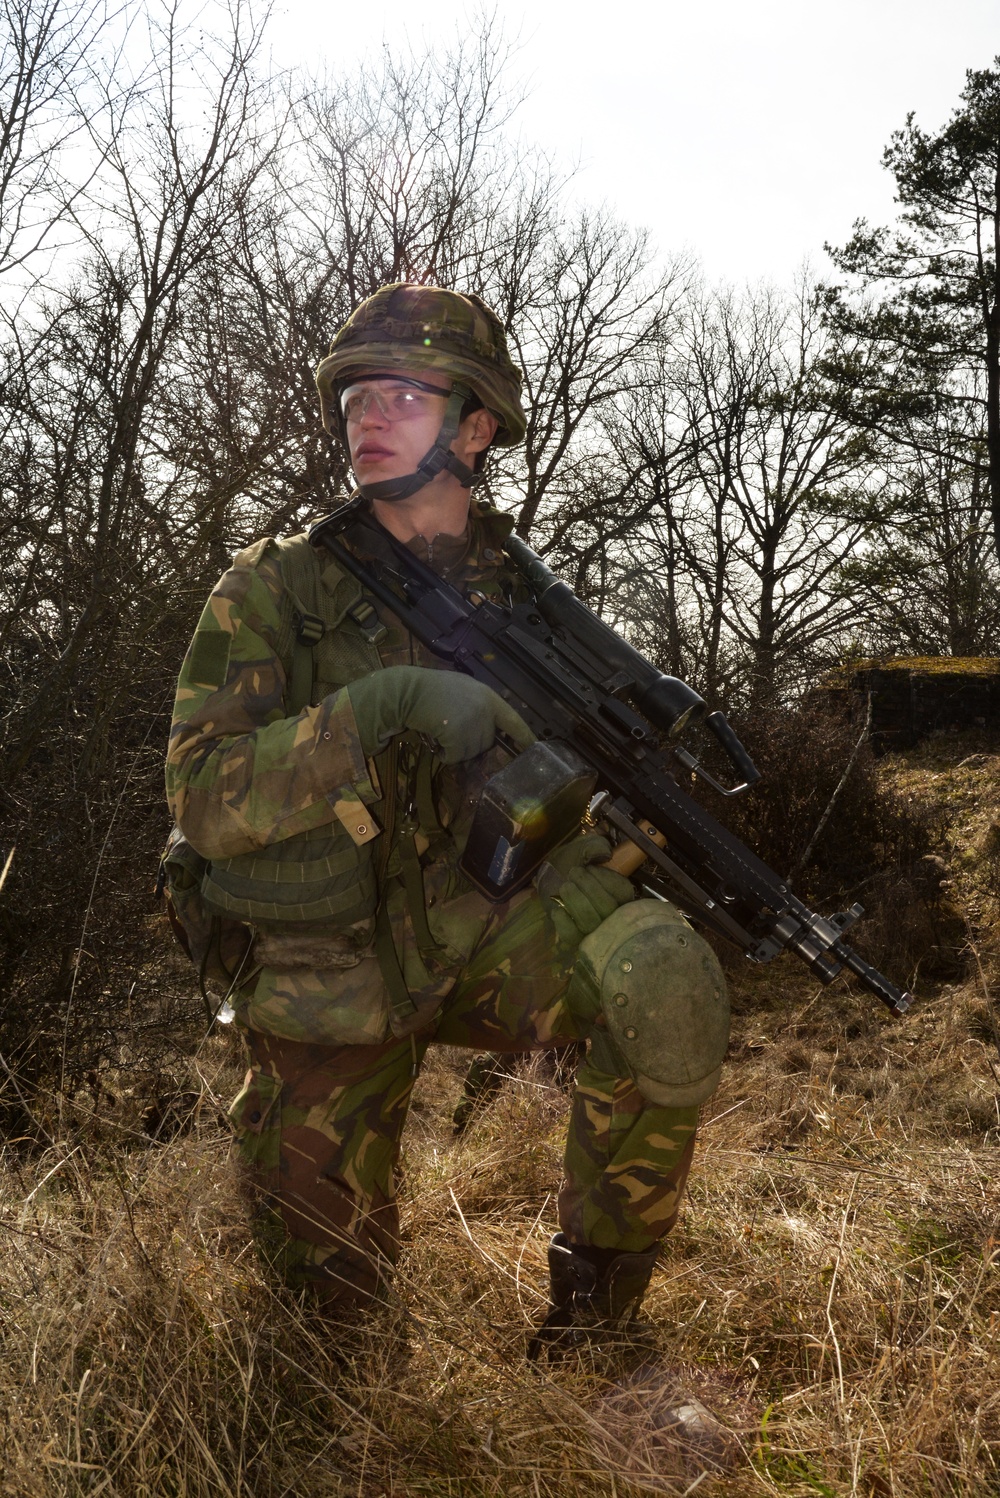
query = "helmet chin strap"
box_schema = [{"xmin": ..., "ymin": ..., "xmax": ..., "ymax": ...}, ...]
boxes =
[{"xmin": 351, "ymin": 382, "xmax": 484, "ymax": 504}]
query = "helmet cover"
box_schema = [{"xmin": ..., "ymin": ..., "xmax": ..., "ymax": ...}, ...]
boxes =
[{"xmin": 316, "ymin": 283, "xmax": 526, "ymax": 448}]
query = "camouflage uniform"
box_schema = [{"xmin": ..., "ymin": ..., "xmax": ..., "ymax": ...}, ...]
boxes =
[{"xmin": 166, "ymin": 501, "xmax": 705, "ymax": 1305}]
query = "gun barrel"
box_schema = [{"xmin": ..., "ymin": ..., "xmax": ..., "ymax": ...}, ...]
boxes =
[{"xmin": 835, "ymin": 944, "xmax": 912, "ymax": 1016}]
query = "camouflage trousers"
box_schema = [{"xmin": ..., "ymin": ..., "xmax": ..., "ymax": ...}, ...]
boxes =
[{"xmin": 231, "ymin": 897, "xmax": 701, "ymax": 1307}]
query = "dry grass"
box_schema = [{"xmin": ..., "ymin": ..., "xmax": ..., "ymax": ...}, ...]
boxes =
[{"xmin": 2, "ymin": 744, "xmax": 1000, "ymax": 1496}]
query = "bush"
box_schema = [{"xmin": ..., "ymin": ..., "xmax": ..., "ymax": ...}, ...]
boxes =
[{"xmin": 703, "ymin": 700, "xmax": 953, "ymax": 986}]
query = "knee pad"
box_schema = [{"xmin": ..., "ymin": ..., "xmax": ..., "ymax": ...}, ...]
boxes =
[{"xmin": 576, "ymin": 899, "xmax": 729, "ymax": 1106}]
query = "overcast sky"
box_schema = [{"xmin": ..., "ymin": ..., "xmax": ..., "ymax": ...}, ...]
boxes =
[{"xmin": 270, "ymin": 0, "xmax": 999, "ymax": 287}]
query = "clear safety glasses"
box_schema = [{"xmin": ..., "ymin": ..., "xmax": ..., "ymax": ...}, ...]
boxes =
[{"xmin": 339, "ymin": 375, "xmax": 451, "ymax": 424}]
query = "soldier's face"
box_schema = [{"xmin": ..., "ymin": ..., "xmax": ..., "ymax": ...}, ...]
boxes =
[
  {"xmin": 345, "ymin": 367, "xmax": 495, "ymax": 486},
  {"xmin": 346, "ymin": 368, "xmax": 448, "ymax": 483}
]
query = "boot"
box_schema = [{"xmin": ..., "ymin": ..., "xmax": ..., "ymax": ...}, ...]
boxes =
[
  {"xmin": 452, "ymin": 1051, "xmax": 513, "ymax": 1133},
  {"xmin": 528, "ymin": 1232, "xmax": 659, "ymax": 1360}
]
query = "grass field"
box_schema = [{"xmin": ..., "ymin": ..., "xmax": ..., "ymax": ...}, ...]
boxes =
[{"xmin": 1, "ymin": 744, "xmax": 998, "ymax": 1496}]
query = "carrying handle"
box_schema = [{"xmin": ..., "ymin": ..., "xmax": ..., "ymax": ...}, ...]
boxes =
[
  {"xmin": 672, "ymin": 710, "xmax": 760, "ymax": 798},
  {"xmin": 705, "ymin": 712, "xmax": 761, "ymax": 787}
]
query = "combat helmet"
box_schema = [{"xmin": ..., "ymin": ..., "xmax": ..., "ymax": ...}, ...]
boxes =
[{"xmin": 315, "ymin": 283, "xmax": 526, "ymax": 502}]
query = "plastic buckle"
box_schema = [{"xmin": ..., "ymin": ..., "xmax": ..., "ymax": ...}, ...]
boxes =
[
  {"xmin": 294, "ymin": 611, "xmax": 325, "ymax": 647},
  {"xmin": 347, "ymin": 598, "xmax": 388, "ymax": 646}
]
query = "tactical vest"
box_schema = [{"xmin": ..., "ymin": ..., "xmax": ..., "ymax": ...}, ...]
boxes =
[
  {"xmin": 198, "ymin": 532, "xmax": 391, "ymax": 934},
  {"xmin": 182, "ymin": 511, "xmax": 520, "ymax": 1025}
]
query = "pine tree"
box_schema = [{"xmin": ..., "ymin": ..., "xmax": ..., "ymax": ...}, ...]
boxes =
[{"xmin": 824, "ymin": 61, "xmax": 1000, "ymax": 564}]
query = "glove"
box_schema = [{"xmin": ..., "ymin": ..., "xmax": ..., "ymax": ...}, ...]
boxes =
[
  {"xmin": 538, "ymin": 833, "xmax": 636, "ymax": 943},
  {"xmin": 346, "ymin": 665, "xmax": 534, "ymax": 765}
]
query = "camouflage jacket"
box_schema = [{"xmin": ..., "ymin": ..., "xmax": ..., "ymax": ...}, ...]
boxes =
[{"xmin": 166, "ymin": 500, "xmax": 527, "ymax": 1046}]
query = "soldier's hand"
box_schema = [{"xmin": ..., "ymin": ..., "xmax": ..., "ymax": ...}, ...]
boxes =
[
  {"xmin": 347, "ymin": 665, "xmax": 534, "ymax": 765},
  {"xmin": 538, "ymin": 833, "xmax": 636, "ymax": 943}
]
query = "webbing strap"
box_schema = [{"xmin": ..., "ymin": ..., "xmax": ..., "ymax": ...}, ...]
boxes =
[
  {"xmin": 371, "ymin": 737, "xmax": 419, "ymax": 1021},
  {"xmin": 374, "ymin": 897, "xmax": 420, "ymax": 1023},
  {"xmin": 586, "ymin": 1022, "xmax": 629, "ymax": 1081},
  {"xmin": 347, "ymin": 597, "xmax": 388, "ymax": 646},
  {"xmin": 370, "ymin": 738, "xmax": 446, "ymax": 1023},
  {"xmin": 285, "ymin": 586, "xmax": 325, "ymax": 715},
  {"xmin": 413, "ymin": 749, "xmax": 450, "ymax": 859},
  {"xmin": 397, "ymin": 817, "xmax": 442, "ymax": 961}
]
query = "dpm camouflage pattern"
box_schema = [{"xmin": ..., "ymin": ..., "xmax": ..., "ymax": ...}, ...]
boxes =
[
  {"xmin": 165, "ymin": 538, "xmax": 378, "ymax": 863},
  {"xmin": 232, "ymin": 890, "xmax": 701, "ymax": 1303},
  {"xmin": 168, "ymin": 498, "xmax": 714, "ymax": 1301},
  {"xmin": 560, "ymin": 1060, "xmax": 698, "ymax": 1253},
  {"xmin": 167, "ymin": 503, "xmax": 527, "ymax": 1043}
]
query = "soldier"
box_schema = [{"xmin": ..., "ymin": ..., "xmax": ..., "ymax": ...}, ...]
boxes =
[{"xmin": 165, "ymin": 284, "xmax": 730, "ymax": 1349}]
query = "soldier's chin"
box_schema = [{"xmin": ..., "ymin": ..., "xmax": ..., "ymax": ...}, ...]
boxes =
[{"xmin": 354, "ymin": 456, "xmax": 404, "ymax": 480}]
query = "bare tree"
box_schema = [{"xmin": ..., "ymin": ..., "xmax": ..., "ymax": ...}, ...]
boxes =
[
  {"xmin": 494, "ymin": 211, "xmax": 688, "ymax": 542},
  {"xmin": 672, "ymin": 281, "xmax": 879, "ymax": 703},
  {"xmin": 558, "ymin": 280, "xmax": 883, "ymax": 706},
  {"xmin": 0, "ymin": 0, "xmax": 281, "ymax": 1076},
  {"xmin": 298, "ymin": 24, "xmax": 528, "ymax": 302},
  {"xmin": 2, "ymin": 0, "xmax": 278, "ymax": 782},
  {"xmin": 0, "ymin": 0, "xmax": 114, "ymax": 277}
]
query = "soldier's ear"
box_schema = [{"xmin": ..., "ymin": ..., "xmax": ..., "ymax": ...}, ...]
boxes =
[{"xmin": 464, "ymin": 407, "xmax": 499, "ymax": 453}]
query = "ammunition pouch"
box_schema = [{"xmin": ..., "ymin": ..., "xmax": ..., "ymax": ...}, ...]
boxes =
[
  {"xmin": 200, "ymin": 821, "xmax": 379, "ymax": 928},
  {"xmin": 159, "ymin": 827, "xmax": 253, "ymax": 1003}
]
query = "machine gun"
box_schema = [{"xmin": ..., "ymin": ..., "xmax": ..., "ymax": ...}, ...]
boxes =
[{"xmin": 309, "ymin": 503, "xmax": 912, "ymax": 1019}]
